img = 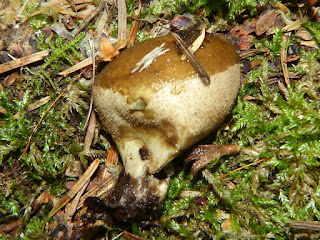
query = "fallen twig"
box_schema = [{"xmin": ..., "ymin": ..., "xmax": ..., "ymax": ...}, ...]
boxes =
[
  {"xmin": 72, "ymin": 0, "xmax": 106, "ymax": 36},
  {"xmin": 290, "ymin": 220, "xmax": 320, "ymax": 231},
  {"xmin": 0, "ymin": 50, "xmax": 50, "ymax": 75},
  {"xmin": 59, "ymin": 57, "xmax": 92, "ymax": 76},
  {"xmin": 116, "ymin": 0, "xmax": 127, "ymax": 48},
  {"xmin": 83, "ymin": 38, "xmax": 96, "ymax": 149},
  {"xmin": 170, "ymin": 31, "xmax": 210, "ymax": 85}
]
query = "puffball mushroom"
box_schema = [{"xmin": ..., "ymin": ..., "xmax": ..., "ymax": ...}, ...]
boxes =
[{"xmin": 92, "ymin": 34, "xmax": 240, "ymax": 218}]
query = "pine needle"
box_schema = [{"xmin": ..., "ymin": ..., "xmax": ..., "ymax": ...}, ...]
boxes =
[{"xmin": 219, "ymin": 158, "xmax": 269, "ymax": 180}]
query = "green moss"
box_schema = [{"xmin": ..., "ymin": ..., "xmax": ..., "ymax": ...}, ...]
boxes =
[
  {"xmin": 3, "ymin": 0, "xmax": 320, "ymax": 238},
  {"xmin": 304, "ymin": 21, "xmax": 320, "ymax": 44},
  {"xmin": 226, "ymin": 0, "xmax": 271, "ymax": 20},
  {"xmin": 141, "ymin": 0, "xmax": 215, "ymax": 18},
  {"xmin": 142, "ymin": 17, "xmax": 320, "ymax": 238},
  {"xmin": 0, "ymin": 8, "xmax": 88, "ymax": 236},
  {"xmin": 22, "ymin": 215, "xmax": 50, "ymax": 239},
  {"xmin": 36, "ymin": 32, "xmax": 85, "ymax": 90},
  {"xmin": 0, "ymin": 90, "xmax": 32, "ymax": 165}
]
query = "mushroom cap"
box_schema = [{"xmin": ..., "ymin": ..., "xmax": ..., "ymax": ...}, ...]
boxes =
[{"xmin": 93, "ymin": 35, "xmax": 240, "ymax": 179}]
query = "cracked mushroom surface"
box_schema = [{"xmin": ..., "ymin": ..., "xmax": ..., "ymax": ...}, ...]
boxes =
[{"xmin": 93, "ymin": 34, "xmax": 240, "ymax": 218}]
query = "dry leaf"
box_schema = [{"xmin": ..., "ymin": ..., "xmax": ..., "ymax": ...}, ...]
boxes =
[
  {"xmin": 27, "ymin": 96, "xmax": 51, "ymax": 111},
  {"xmin": 0, "ymin": 106, "xmax": 8, "ymax": 114},
  {"xmin": 303, "ymin": 0, "xmax": 320, "ymax": 7},
  {"xmin": 170, "ymin": 15, "xmax": 196, "ymax": 31},
  {"xmin": 0, "ymin": 218, "xmax": 24, "ymax": 234},
  {"xmin": 84, "ymin": 110, "xmax": 96, "ymax": 150},
  {"xmin": 229, "ymin": 21, "xmax": 256, "ymax": 50},
  {"xmin": 296, "ymin": 29, "xmax": 313, "ymax": 40},
  {"xmin": 300, "ymin": 40, "xmax": 318, "ymax": 47},
  {"xmin": 65, "ymin": 160, "xmax": 83, "ymax": 177},
  {"xmin": 186, "ymin": 144, "xmax": 240, "ymax": 174},
  {"xmin": 221, "ymin": 219, "xmax": 232, "ymax": 231},
  {"xmin": 282, "ymin": 20, "xmax": 301, "ymax": 32},
  {"xmin": 255, "ymin": 10, "xmax": 281, "ymax": 36},
  {"xmin": 277, "ymin": 2, "xmax": 291, "ymax": 13},
  {"xmin": 3, "ymin": 72, "xmax": 18, "ymax": 87},
  {"xmin": 98, "ymin": 36, "xmax": 119, "ymax": 61}
]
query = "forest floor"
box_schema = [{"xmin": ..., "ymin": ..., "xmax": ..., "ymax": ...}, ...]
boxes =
[{"xmin": 1, "ymin": 0, "xmax": 320, "ymax": 239}]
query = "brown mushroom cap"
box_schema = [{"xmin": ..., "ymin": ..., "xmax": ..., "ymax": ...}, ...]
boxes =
[{"xmin": 93, "ymin": 34, "xmax": 240, "ymax": 180}]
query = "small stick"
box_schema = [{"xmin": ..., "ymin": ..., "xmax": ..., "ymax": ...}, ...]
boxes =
[
  {"xmin": 59, "ymin": 57, "xmax": 92, "ymax": 76},
  {"xmin": 0, "ymin": 50, "xmax": 50, "ymax": 75},
  {"xmin": 72, "ymin": 0, "xmax": 106, "ymax": 36},
  {"xmin": 83, "ymin": 38, "xmax": 96, "ymax": 133},
  {"xmin": 290, "ymin": 220, "xmax": 320, "ymax": 231},
  {"xmin": 239, "ymin": 48, "xmax": 269, "ymax": 59},
  {"xmin": 116, "ymin": 0, "xmax": 127, "ymax": 49},
  {"xmin": 117, "ymin": 0, "xmax": 127, "ymax": 40},
  {"xmin": 170, "ymin": 31, "xmax": 210, "ymax": 85}
]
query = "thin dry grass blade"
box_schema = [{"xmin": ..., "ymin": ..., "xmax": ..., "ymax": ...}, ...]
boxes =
[
  {"xmin": 280, "ymin": 34, "xmax": 290, "ymax": 86},
  {"xmin": 219, "ymin": 158, "xmax": 269, "ymax": 180},
  {"xmin": 27, "ymin": 96, "xmax": 51, "ymax": 111},
  {"xmin": 67, "ymin": 179, "xmax": 90, "ymax": 217},
  {"xmin": 49, "ymin": 159, "xmax": 100, "ymax": 217},
  {"xmin": 84, "ymin": 110, "xmax": 96, "ymax": 150},
  {"xmin": 59, "ymin": 57, "xmax": 92, "ymax": 76},
  {"xmin": 128, "ymin": 1, "xmax": 141, "ymax": 46}
]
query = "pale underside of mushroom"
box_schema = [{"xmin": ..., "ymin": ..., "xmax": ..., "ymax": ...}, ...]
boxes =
[{"xmin": 93, "ymin": 34, "xmax": 240, "ymax": 216}]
